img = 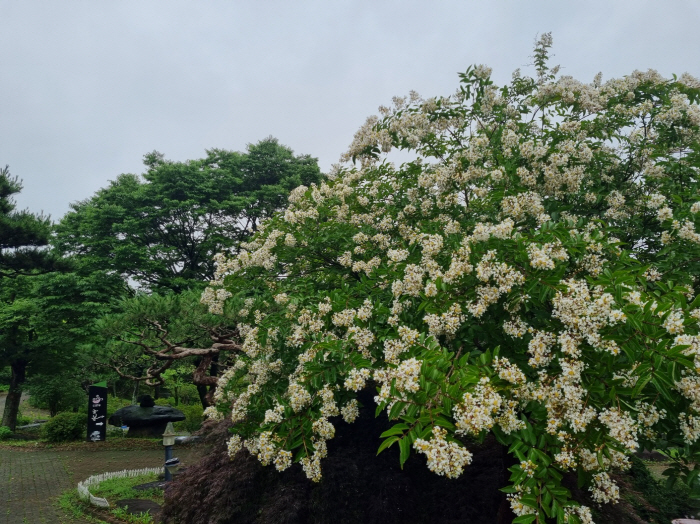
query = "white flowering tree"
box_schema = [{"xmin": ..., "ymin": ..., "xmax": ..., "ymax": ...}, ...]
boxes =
[{"xmin": 201, "ymin": 35, "xmax": 700, "ymax": 523}]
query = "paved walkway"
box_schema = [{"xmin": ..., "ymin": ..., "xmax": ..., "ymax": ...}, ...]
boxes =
[
  {"xmin": 0, "ymin": 446, "xmax": 202, "ymax": 524},
  {"xmin": 0, "ymin": 448, "xmax": 86, "ymax": 524}
]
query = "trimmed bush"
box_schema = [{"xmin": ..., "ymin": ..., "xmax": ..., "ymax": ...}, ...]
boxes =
[
  {"xmin": 155, "ymin": 397, "xmax": 176, "ymax": 408},
  {"xmin": 106, "ymin": 396, "xmax": 134, "ymax": 419},
  {"xmin": 176, "ymin": 383, "xmax": 200, "ymax": 406},
  {"xmin": 41, "ymin": 412, "xmax": 87, "ymax": 442},
  {"xmin": 173, "ymin": 403, "xmax": 203, "ymax": 434}
]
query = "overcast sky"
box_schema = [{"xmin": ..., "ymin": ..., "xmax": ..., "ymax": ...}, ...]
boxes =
[{"xmin": 2, "ymin": 1, "xmax": 699, "ymax": 221}]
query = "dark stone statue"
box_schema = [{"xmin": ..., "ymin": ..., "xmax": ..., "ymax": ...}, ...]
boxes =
[{"xmin": 108, "ymin": 395, "xmax": 185, "ymax": 438}]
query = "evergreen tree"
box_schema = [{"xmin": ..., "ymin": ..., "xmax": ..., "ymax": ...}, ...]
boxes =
[{"xmin": 0, "ymin": 165, "xmax": 56, "ymax": 278}]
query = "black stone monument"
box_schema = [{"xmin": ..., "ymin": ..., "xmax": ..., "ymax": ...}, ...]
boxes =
[{"xmin": 87, "ymin": 381, "xmax": 108, "ymax": 442}]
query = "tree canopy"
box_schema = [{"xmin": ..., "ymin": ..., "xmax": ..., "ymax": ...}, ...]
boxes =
[
  {"xmin": 0, "ymin": 270, "xmax": 121, "ymax": 428},
  {"xmin": 58, "ymin": 138, "xmax": 322, "ymax": 408},
  {"xmin": 54, "ymin": 137, "xmax": 322, "ymax": 292},
  {"xmin": 201, "ymin": 35, "xmax": 700, "ymax": 523},
  {"xmin": 0, "ymin": 166, "xmax": 56, "ymax": 278}
]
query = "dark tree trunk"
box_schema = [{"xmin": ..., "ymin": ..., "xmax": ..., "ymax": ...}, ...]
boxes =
[
  {"xmin": 193, "ymin": 355, "xmax": 217, "ymax": 408},
  {"xmin": 132, "ymin": 379, "xmax": 140, "ymax": 404},
  {"xmin": 207, "ymin": 353, "xmax": 220, "ymax": 408},
  {"xmin": 1, "ymin": 360, "xmax": 27, "ymax": 431},
  {"xmin": 196, "ymin": 384, "xmax": 209, "ymax": 409},
  {"xmin": 209, "ymin": 353, "xmax": 220, "ymax": 378}
]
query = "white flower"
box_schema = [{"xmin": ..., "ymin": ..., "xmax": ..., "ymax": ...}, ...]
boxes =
[{"xmin": 414, "ymin": 426, "xmax": 473, "ymax": 478}]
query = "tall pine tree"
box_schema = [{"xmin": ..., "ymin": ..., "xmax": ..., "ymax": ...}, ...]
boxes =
[{"xmin": 0, "ymin": 166, "xmax": 64, "ymax": 429}]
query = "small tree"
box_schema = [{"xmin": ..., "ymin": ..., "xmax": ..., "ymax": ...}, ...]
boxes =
[
  {"xmin": 96, "ymin": 291, "xmax": 241, "ymax": 408},
  {"xmin": 26, "ymin": 374, "xmax": 85, "ymax": 417},
  {"xmin": 203, "ymin": 35, "xmax": 700, "ymax": 522}
]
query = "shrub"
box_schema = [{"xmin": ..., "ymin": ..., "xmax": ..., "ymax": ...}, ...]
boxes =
[
  {"xmin": 154, "ymin": 397, "xmax": 176, "ymax": 408},
  {"xmin": 176, "ymin": 383, "xmax": 200, "ymax": 406},
  {"xmin": 105, "ymin": 424, "xmax": 129, "ymax": 439},
  {"xmin": 106, "ymin": 396, "xmax": 134, "ymax": 420},
  {"xmin": 41, "ymin": 412, "xmax": 87, "ymax": 442},
  {"xmin": 173, "ymin": 403, "xmax": 203, "ymax": 434},
  {"xmin": 16, "ymin": 410, "xmax": 32, "ymax": 426},
  {"xmin": 202, "ymin": 34, "xmax": 700, "ymax": 520},
  {"xmin": 0, "ymin": 426, "xmax": 12, "ymax": 440}
]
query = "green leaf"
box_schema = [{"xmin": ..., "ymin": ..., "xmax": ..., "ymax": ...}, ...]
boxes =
[
  {"xmin": 399, "ymin": 437, "xmax": 411, "ymax": 467},
  {"xmin": 377, "ymin": 436, "xmax": 399, "ymax": 455},
  {"xmin": 380, "ymin": 423, "xmax": 409, "ymax": 438},
  {"xmin": 512, "ymin": 515, "xmax": 537, "ymax": 524},
  {"xmin": 434, "ymin": 416, "xmax": 456, "ymax": 430},
  {"xmin": 389, "ymin": 401, "xmax": 407, "ymax": 420}
]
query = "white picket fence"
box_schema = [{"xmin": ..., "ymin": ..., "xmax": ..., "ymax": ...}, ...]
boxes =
[{"xmin": 77, "ymin": 467, "xmax": 162, "ymax": 508}]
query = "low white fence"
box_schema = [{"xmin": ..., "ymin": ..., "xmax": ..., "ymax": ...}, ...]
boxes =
[{"xmin": 77, "ymin": 467, "xmax": 162, "ymax": 508}]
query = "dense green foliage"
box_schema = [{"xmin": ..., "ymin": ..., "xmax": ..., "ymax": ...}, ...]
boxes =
[
  {"xmin": 0, "ymin": 252, "xmax": 120, "ymax": 429},
  {"xmin": 27, "ymin": 374, "xmax": 86, "ymax": 417},
  {"xmin": 173, "ymin": 402, "xmax": 204, "ymax": 433},
  {"xmin": 0, "ymin": 166, "xmax": 75, "ymax": 429},
  {"xmin": 0, "ymin": 170, "xmax": 117, "ymax": 428},
  {"xmin": 0, "ymin": 165, "xmax": 58, "ymax": 278},
  {"xmin": 0, "ymin": 426, "xmax": 12, "ymax": 440},
  {"xmin": 54, "ymin": 138, "xmax": 322, "ymax": 409},
  {"xmin": 95, "ymin": 290, "xmax": 237, "ymax": 404},
  {"xmin": 54, "ymin": 138, "xmax": 322, "ymax": 293},
  {"xmin": 621, "ymin": 457, "xmax": 695, "ymax": 524},
  {"xmin": 41, "ymin": 412, "xmax": 88, "ymax": 442}
]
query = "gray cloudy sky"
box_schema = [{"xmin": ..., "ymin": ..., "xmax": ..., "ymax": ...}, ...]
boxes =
[{"xmin": 2, "ymin": 1, "xmax": 699, "ymax": 221}]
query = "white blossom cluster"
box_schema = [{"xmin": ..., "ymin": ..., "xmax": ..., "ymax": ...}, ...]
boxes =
[
  {"xmin": 413, "ymin": 426, "xmax": 473, "ymax": 478},
  {"xmin": 199, "ymin": 37, "xmax": 700, "ymax": 518},
  {"xmin": 453, "ymin": 377, "xmax": 503, "ymax": 435}
]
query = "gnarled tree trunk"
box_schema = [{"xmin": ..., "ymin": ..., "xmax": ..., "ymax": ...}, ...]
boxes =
[{"xmin": 193, "ymin": 355, "xmax": 218, "ymax": 408}]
